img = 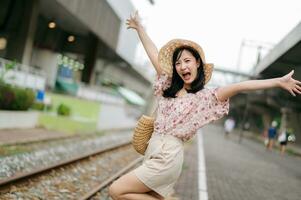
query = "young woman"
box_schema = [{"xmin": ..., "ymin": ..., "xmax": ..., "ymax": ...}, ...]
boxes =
[{"xmin": 108, "ymin": 11, "xmax": 301, "ymax": 200}]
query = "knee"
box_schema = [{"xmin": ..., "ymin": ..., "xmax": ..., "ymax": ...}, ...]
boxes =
[{"xmin": 108, "ymin": 181, "xmax": 122, "ymax": 200}]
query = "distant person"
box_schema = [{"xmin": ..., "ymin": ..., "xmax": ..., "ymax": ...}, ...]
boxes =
[
  {"xmin": 278, "ymin": 128, "xmax": 295, "ymax": 155},
  {"xmin": 278, "ymin": 129, "xmax": 288, "ymax": 155},
  {"xmin": 224, "ymin": 117, "xmax": 235, "ymax": 137},
  {"xmin": 108, "ymin": 11, "xmax": 301, "ymax": 200},
  {"xmin": 267, "ymin": 121, "xmax": 278, "ymax": 150}
]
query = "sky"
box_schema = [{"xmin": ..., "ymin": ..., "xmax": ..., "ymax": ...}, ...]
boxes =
[{"xmin": 130, "ymin": 0, "xmax": 301, "ymax": 74}]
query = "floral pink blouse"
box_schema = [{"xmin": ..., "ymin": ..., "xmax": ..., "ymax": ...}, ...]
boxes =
[{"xmin": 153, "ymin": 72, "xmax": 230, "ymax": 141}]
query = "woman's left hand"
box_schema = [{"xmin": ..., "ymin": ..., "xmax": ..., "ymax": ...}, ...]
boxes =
[{"xmin": 278, "ymin": 70, "xmax": 301, "ymax": 96}]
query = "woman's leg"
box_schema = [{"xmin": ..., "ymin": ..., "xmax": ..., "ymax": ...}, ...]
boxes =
[
  {"xmin": 148, "ymin": 191, "xmax": 165, "ymax": 199},
  {"xmin": 109, "ymin": 171, "xmax": 164, "ymax": 200}
]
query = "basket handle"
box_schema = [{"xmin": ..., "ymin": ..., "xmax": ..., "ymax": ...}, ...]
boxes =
[{"xmin": 150, "ymin": 101, "xmax": 158, "ymax": 117}]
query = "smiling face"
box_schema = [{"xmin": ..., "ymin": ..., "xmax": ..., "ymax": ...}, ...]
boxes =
[{"xmin": 174, "ymin": 49, "xmax": 200, "ymax": 88}]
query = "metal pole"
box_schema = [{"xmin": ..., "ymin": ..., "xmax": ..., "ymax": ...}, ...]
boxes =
[{"xmin": 239, "ymin": 94, "xmax": 249, "ymax": 143}]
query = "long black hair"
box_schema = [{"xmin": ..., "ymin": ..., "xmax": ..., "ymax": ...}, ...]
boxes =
[{"xmin": 163, "ymin": 46, "xmax": 205, "ymax": 98}]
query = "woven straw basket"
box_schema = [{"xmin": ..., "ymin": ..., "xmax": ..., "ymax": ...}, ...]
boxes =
[{"xmin": 132, "ymin": 115, "xmax": 154, "ymax": 155}]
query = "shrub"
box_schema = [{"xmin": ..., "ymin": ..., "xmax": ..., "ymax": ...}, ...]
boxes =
[
  {"xmin": 57, "ymin": 103, "xmax": 71, "ymax": 116},
  {"xmin": 31, "ymin": 102, "xmax": 53, "ymax": 111},
  {"xmin": 31, "ymin": 102, "xmax": 45, "ymax": 111},
  {"xmin": 0, "ymin": 83, "xmax": 35, "ymax": 110},
  {"xmin": 0, "ymin": 60, "xmax": 17, "ymax": 83}
]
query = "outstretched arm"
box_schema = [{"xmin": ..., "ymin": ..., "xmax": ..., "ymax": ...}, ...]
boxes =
[
  {"xmin": 216, "ymin": 70, "xmax": 301, "ymax": 101},
  {"xmin": 126, "ymin": 11, "xmax": 162, "ymax": 75}
]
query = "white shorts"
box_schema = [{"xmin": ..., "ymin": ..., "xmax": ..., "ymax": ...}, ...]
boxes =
[{"xmin": 134, "ymin": 134, "xmax": 184, "ymax": 198}]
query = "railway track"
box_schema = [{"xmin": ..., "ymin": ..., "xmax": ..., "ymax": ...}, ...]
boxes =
[
  {"xmin": 0, "ymin": 141, "xmax": 142, "ymax": 200},
  {"xmin": 80, "ymin": 157, "xmax": 142, "ymax": 200}
]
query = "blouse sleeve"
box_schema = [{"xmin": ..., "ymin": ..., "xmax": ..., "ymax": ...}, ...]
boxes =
[
  {"xmin": 153, "ymin": 72, "xmax": 171, "ymax": 96},
  {"xmin": 195, "ymin": 88, "xmax": 230, "ymax": 128}
]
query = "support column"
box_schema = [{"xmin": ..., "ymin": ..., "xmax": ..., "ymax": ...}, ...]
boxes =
[
  {"xmin": 81, "ymin": 32, "xmax": 98, "ymax": 84},
  {"xmin": 95, "ymin": 60, "xmax": 110, "ymax": 85},
  {"xmin": 5, "ymin": 0, "xmax": 39, "ymax": 65},
  {"xmin": 22, "ymin": 0, "xmax": 39, "ymax": 65},
  {"xmin": 280, "ymin": 107, "xmax": 290, "ymax": 132},
  {"xmin": 262, "ymin": 112, "xmax": 272, "ymax": 130}
]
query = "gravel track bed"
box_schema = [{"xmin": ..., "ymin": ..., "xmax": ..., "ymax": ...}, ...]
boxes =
[
  {"xmin": 0, "ymin": 132, "xmax": 132, "ymax": 180},
  {"xmin": 89, "ymin": 162, "xmax": 142, "ymax": 200},
  {"xmin": 0, "ymin": 145, "xmax": 141, "ymax": 200},
  {"xmin": 0, "ymin": 134, "xmax": 97, "ymax": 157}
]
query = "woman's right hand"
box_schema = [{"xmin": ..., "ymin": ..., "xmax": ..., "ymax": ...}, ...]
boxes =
[
  {"xmin": 126, "ymin": 10, "xmax": 161, "ymax": 75},
  {"xmin": 126, "ymin": 11, "xmax": 142, "ymax": 30}
]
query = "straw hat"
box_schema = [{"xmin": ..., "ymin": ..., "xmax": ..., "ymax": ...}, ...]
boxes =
[{"xmin": 158, "ymin": 39, "xmax": 213, "ymax": 84}]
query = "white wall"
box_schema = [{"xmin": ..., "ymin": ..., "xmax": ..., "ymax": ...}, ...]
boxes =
[
  {"xmin": 0, "ymin": 57, "xmax": 46, "ymax": 90},
  {"xmin": 31, "ymin": 49, "xmax": 59, "ymax": 88},
  {"xmin": 97, "ymin": 103, "xmax": 137, "ymax": 130},
  {"xmin": 94, "ymin": 59, "xmax": 151, "ymax": 97},
  {"xmin": 106, "ymin": 0, "xmax": 138, "ymax": 66},
  {"xmin": 4, "ymin": 70, "xmax": 45, "ymax": 90},
  {"xmin": 0, "ymin": 111, "xmax": 39, "ymax": 129}
]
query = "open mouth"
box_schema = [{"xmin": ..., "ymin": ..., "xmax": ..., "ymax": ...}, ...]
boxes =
[{"xmin": 182, "ymin": 72, "xmax": 191, "ymax": 80}]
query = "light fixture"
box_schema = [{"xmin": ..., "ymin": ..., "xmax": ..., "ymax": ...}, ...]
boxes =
[
  {"xmin": 0, "ymin": 37, "xmax": 7, "ymax": 50},
  {"xmin": 57, "ymin": 54, "xmax": 84, "ymax": 71},
  {"xmin": 48, "ymin": 21, "xmax": 56, "ymax": 29},
  {"xmin": 67, "ymin": 35, "xmax": 75, "ymax": 42}
]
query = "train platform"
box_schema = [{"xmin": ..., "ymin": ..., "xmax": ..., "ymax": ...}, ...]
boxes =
[
  {"xmin": 174, "ymin": 124, "xmax": 301, "ymax": 200},
  {"xmin": 1, "ymin": 125, "xmax": 301, "ymax": 199},
  {"xmin": 0, "ymin": 127, "xmax": 134, "ymax": 146},
  {"xmin": 0, "ymin": 128, "xmax": 68, "ymax": 145}
]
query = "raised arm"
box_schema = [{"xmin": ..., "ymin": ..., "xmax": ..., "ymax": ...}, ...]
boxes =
[
  {"xmin": 126, "ymin": 11, "xmax": 162, "ymax": 75},
  {"xmin": 216, "ymin": 70, "xmax": 301, "ymax": 101}
]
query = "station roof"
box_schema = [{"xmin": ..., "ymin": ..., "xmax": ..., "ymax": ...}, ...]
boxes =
[
  {"xmin": 254, "ymin": 21, "xmax": 301, "ymax": 110},
  {"xmin": 255, "ymin": 22, "xmax": 301, "ymax": 81}
]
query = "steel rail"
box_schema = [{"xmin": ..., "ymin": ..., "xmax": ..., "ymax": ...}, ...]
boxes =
[
  {"xmin": 79, "ymin": 157, "xmax": 143, "ymax": 200},
  {"xmin": 0, "ymin": 140, "xmax": 131, "ymax": 187}
]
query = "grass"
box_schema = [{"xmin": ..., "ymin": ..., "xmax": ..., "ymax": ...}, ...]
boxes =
[
  {"xmin": 47, "ymin": 93, "xmax": 100, "ymax": 121},
  {"xmin": 39, "ymin": 113, "xmax": 97, "ymax": 134},
  {"xmin": 38, "ymin": 92, "xmax": 101, "ymax": 134},
  {"xmin": 0, "ymin": 145, "xmax": 26, "ymax": 156}
]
